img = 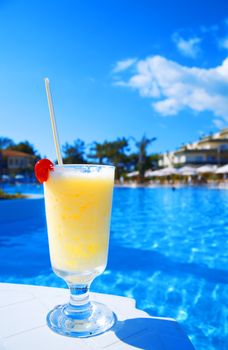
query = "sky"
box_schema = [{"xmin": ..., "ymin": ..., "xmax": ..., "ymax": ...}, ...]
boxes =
[{"xmin": 1, "ymin": 0, "xmax": 228, "ymax": 160}]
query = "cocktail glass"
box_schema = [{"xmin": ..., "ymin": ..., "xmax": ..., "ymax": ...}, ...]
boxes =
[{"xmin": 43, "ymin": 164, "xmax": 116, "ymax": 337}]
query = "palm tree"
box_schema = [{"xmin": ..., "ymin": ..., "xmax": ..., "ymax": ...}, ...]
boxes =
[
  {"xmin": 62, "ymin": 139, "xmax": 86, "ymax": 164},
  {"xmin": 88, "ymin": 138, "xmax": 130, "ymax": 179},
  {"xmin": 88, "ymin": 142, "xmax": 106, "ymax": 164},
  {"xmin": 0, "ymin": 137, "xmax": 14, "ymax": 150},
  {"xmin": 135, "ymin": 134, "xmax": 157, "ymax": 183},
  {"xmin": 9, "ymin": 140, "xmax": 39, "ymax": 156}
]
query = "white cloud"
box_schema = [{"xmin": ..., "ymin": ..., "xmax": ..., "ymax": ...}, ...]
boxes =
[
  {"xmin": 112, "ymin": 58, "xmax": 137, "ymax": 73},
  {"xmin": 114, "ymin": 55, "xmax": 228, "ymax": 123},
  {"xmin": 200, "ymin": 24, "xmax": 219, "ymax": 34},
  {"xmin": 219, "ymin": 37, "xmax": 228, "ymax": 50},
  {"xmin": 213, "ymin": 119, "xmax": 227, "ymax": 129},
  {"xmin": 172, "ymin": 33, "xmax": 201, "ymax": 58}
]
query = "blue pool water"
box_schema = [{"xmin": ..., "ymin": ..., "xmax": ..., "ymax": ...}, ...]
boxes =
[{"xmin": 0, "ymin": 184, "xmax": 228, "ymax": 349}]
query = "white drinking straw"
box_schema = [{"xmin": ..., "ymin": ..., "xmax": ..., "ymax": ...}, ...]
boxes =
[{"xmin": 44, "ymin": 78, "xmax": 63, "ymax": 165}]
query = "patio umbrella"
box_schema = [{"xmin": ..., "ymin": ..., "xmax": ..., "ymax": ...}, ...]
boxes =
[
  {"xmin": 1, "ymin": 175, "xmax": 10, "ymax": 181},
  {"xmin": 145, "ymin": 167, "xmax": 180, "ymax": 177},
  {"xmin": 15, "ymin": 174, "xmax": 25, "ymax": 180},
  {"xmin": 150, "ymin": 167, "xmax": 179, "ymax": 177},
  {"xmin": 196, "ymin": 165, "xmax": 218, "ymax": 174},
  {"xmin": 160, "ymin": 167, "xmax": 180, "ymax": 176},
  {"xmin": 126, "ymin": 171, "xmax": 139, "ymax": 177},
  {"xmin": 216, "ymin": 164, "xmax": 228, "ymax": 174},
  {"xmin": 145, "ymin": 169, "xmax": 163, "ymax": 177},
  {"xmin": 178, "ymin": 166, "xmax": 197, "ymax": 176}
]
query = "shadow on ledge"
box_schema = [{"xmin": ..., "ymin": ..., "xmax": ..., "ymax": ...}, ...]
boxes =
[{"xmin": 112, "ymin": 317, "xmax": 195, "ymax": 350}]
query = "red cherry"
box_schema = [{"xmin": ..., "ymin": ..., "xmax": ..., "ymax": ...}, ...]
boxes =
[{"xmin": 34, "ymin": 159, "xmax": 54, "ymax": 183}]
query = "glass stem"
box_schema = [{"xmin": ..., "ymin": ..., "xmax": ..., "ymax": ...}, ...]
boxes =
[{"xmin": 64, "ymin": 283, "xmax": 92, "ymax": 319}]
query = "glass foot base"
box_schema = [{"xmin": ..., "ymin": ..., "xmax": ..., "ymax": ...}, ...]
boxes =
[{"xmin": 47, "ymin": 301, "xmax": 116, "ymax": 338}]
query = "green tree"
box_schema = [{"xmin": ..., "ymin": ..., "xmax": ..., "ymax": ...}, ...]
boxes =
[
  {"xmin": 62, "ymin": 139, "xmax": 86, "ymax": 164},
  {"xmin": 135, "ymin": 135, "xmax": 157, "ymax": 183},
  {"xmin": 88, "ymin": 138, "xmax": 130, "ymax": 179},
  {"xmin": 0, "ymin": 137, "xmax": 14, "ymax": 149},
  {"xmin": 9, "ymin": 140, "xmax": 38, "ymax": 156},
  {"xmin": 105, "ymin": 138, "xmax": 129, "ymax": 163},
  {"xmin": 88, "ymin": 142, "xmax": 106, "ymax": 164}
]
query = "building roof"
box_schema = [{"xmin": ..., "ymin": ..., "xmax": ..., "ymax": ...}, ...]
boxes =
[
  {"xmin": 175, "ymin": 148, "xmax": 228, "ymax": 154},
  {"xmin": 198, "ymin": 138, "xmax": 228, "ymax": 144},
  {"xmin": 179, "ymin": 128, "xmax": 228, "ymax": 149},
  {"xmin": 220, "ymin": 128, "xmax": 228, "ymax": 135},
  {"xmin": 1, "ymin": 150, "xmax": 36, "ymax": 158}
]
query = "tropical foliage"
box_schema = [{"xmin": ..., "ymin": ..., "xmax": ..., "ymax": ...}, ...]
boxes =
[
  {"xmin": 62, "ymin": 139, "xmax": 86, "ymax": 164},
  {"xmin": 0, "ymin": 189, "xmax": 27, "ymax": 199},
  {"xmin": 0, "ymin": 135, "xmax": 158, "ymax": 182},
  {"xmin": 63, "ymin": 135, "xmax": 158, "ymax": 182},
  {"xmin": 0, "ymin": 138, "xmax": 39, "ymax": 157},
  {"xmin": 9, "ymin": 141, "xmax": 39, "ymax": 157}
]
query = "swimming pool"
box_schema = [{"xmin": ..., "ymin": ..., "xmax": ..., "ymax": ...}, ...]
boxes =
[{"xmin": 0, "ymin": 184, "xmax": 227, "ymax": 349}]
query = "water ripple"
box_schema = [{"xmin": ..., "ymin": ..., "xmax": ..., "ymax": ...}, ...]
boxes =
[{"xmin": 1, "ymin": 186, "xmax": 228, "ymax": 350}]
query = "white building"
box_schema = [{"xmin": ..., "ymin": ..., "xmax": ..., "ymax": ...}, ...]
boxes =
[
  {"xmin": 0, "ymin": 150, "xmax": 36, "ymax": 170},
  {"xmin": 158, "ymin": 128, "xmax": 228, "ymax": 168}
]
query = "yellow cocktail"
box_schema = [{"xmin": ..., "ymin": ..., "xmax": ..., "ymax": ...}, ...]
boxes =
[
  {"xmin": 39, "ymin": 163, "xmax": 116, "ymax": 337},
  {"xmin": 41, "ymin": 80, "xmax": 115, "ymax": 337},
  {"xmin": 43, "ymin": 164, "xmax": 114, "ymax": 283}
]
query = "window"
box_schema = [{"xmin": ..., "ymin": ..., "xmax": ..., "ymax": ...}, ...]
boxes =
[
  {"xmin": 220, "ymin": 144, "xmax": 228, "ymax": 150},
  {"xmin": 207, "ymin": 156, "xmax": 216, "ymax": 162}
]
